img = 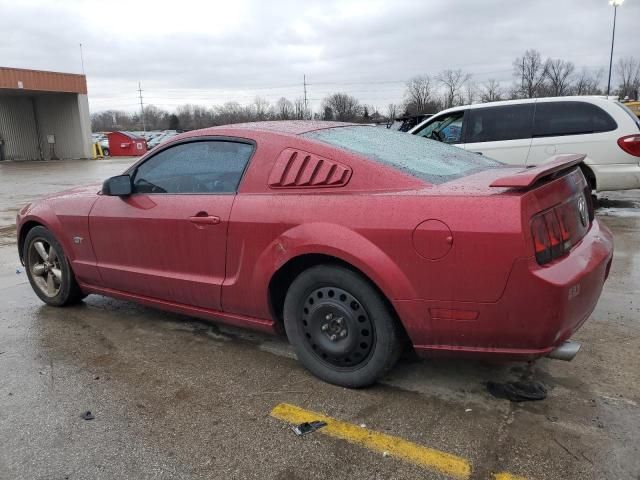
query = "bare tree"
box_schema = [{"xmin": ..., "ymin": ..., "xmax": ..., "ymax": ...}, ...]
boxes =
[
  {"xmin": 252, "ymin": 96, "xmax": 271, "ymax": 121},
  {"xmin": 544, "ymin": 58, "xmax": 575, "ymax": 96},
  {"xmin": 437, "ymin": 69, "xmax": 471, "ymax": 108},
  {"xmin": 367, "ymin": 105, "xmax": 382, "ymax": 121},
  {"xmin": 176, "ymin": 104, "xmax": 211, "ymax": 130},
  {"xmin": 513, "ymin": 49, "xmax": 547, "ymax": 98},
  {"xmin": 386, "ymin": 103, "xmax": 399, "ymax": 121},
  {"xmin": 480, "ymin": 79, "xmax": 503, "ymax": 102},
  {"xmin": 141, "ymin": 105, "xmax": 168, "ymax": 130},
  {"xmin": 321, "ymin": 93, "xmax": 362, "ymax": 121},
  {"xmin": 464, "ymin": 81, "xmax": 478, "ymax": 104},
  {"xmin": 292, "ymin": 97, "xmax": 309, "ymax": 120},
  {"xmin": 616, "ymin": 57, "xmax": 640, "ymax": 100},
  {"xmin": 573, "ymin": 68, "xmax": 602, "ymax": 95},
  {"xmin": 91, "ymin": 110, "xmax": 119, "ymax": 131},
  {"xmin": 215, "ymin": 102, "xmax": 253, "ymax": 125},
  {"xmin": 275, "ymin": 97, "xmax": 294, "ymax": 120},
  {"xmin": 403, "ymin": 75, "xmax": 434, "ymax": 114}
]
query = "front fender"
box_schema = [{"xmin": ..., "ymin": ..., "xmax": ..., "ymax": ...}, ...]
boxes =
[
  {"xmin": 17, "ymin": 192, "xmax": 101, "ymax": 288},
  {"xmin": 17, "ymin": 206, "xmax": 71, "ymax": 263}
]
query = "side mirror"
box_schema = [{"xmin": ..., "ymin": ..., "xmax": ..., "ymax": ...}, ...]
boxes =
[{"xmin": 102, "ymin": 174, "xmax": 132, "ymax": 196}]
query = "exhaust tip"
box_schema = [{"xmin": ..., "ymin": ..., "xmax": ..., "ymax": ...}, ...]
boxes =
[{"xmin": 547, "ymin": 340, "xmax": 581, "ymax": 361}]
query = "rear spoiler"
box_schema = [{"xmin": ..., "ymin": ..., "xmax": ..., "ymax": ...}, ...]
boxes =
[{"xmin": 490, "ymin": 154, "xmax": 586, "ymax": 188}]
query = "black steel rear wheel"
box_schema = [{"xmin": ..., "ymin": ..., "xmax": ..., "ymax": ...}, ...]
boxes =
[
  {"xmin": 299, "ymin": 286, "xmax": 375, "ymax": 370},
  {"xmin": 284, "ymin": 265, "xmax": 402, "ymax": 388}
]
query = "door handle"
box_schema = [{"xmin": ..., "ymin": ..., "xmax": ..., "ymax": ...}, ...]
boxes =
[{"xmin": 189, "ymin": 214, "xmax": 220, "ymax": 225}]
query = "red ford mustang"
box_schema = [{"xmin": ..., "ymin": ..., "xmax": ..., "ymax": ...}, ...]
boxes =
[{"xmin": 16, "ymin": 121, "xmax": 613, "ymax": 387}]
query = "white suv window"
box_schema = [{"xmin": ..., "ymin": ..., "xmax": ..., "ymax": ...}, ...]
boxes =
[
  {"xmin": 466, "ymin": 104, "xmax": 535, "ymax": 143},
  {"xmin": 533, "ymin": 101, "xmax": 617, "ymax": 137}
]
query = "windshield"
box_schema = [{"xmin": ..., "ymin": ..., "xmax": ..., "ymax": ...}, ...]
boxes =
[{"xmin": 304, "ymin": 126, "xmax": 501, "ymax": 185}]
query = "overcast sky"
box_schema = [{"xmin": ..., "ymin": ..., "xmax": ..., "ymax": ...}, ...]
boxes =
[{"xmin": 1, "ymin": 0, "xmax": 638, "ymax": 114}]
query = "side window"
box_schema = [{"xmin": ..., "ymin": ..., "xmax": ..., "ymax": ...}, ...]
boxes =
[
  {"xmin": 466, "ymin": 104, "xmax": 534, "ymax": 143},
  {"xmin": 132, "ymin": 140, "xmax": 253, "ymax": 194},
  {"xmin": 533, "ymin": 102, "xmax": 618, "ymax": 137},
  {"xmin": 414, "ymin": 112, "xmax": 465, "ymax": 144}
]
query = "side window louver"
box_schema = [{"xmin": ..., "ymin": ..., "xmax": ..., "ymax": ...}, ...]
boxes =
[{"xmin": 268, "ymin": 148, "xmax": 352, "ymax": 188}]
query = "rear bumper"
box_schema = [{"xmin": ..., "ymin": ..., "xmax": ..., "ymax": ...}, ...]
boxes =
[
  {"xmin": 395, "ymin": 219, "xmax": 614, "ymax": 359},
  {"xmin": 591, "ymin": 162, "xmax": 640, "ymax": 191}
]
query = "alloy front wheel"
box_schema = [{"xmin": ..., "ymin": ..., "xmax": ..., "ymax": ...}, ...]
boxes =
[
  {"xmin": 28, "ymin": 239, "xmax": 63, "ymax": 298},
  {"xmin": 23, "ymin": 226, "xmax": 85, "ymax": 306}
]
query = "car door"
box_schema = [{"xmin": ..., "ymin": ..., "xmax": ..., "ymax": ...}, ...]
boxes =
[
  {"xmin": 88, "ymin": 138, "xmax": 254, "ymax": 311},
  {"xmin": 413, "ymin": 111, "xmax": 466, "ymax": 146},
  {"xmin": 526, "ymin": 100, "xmax": 618, "ymax": 167},
  {"xmin": 463, "ymin": 103, "xmax": 535, "ymax": 165}
]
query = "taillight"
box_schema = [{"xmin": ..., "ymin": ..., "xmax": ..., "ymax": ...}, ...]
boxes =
[
  {"xmin": 531, "ymin": 194, "xmax": 590, "ymax": 265},
  {"xmin": 617, "ymin": 134, "xmax": 640, "ymax": 157},
  {"xmin": 532, "ymin": 215, "xmax": 552, "ymax": 264}
]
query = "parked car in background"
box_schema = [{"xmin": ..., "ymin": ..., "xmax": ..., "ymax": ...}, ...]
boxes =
[
  {"xmin": 410, "ymin": 96, "xmax": 640, "ymax": 192},
  {"xmin": 389, "ymin": 114, "xmax": 433, "ymax": 132},
  {"xmin": 99, "ymin": 137, "xmax": 110, "ymax": 156},
  {"xmin": 17, "ymin": 121, "xmax": 612, "ymax": 387},
  {"xmin": 147, "ymin": 130, "xmax": 179, "ymax": 149},
  {"xmin": 622, "ymin": 100, "xmax": 640, "ymax": 119},
  {"xmin": 91, "ymin": 133, "xmax": 110, "ymax": 155}
]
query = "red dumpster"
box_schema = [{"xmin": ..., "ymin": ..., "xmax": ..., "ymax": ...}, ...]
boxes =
[{"xmin": 106, "ymin": 131, "xmax": 147, "ymax": 156}]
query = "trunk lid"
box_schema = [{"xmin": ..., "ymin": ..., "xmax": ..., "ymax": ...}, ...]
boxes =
[
  {"xmin": 521, "ymin": 164, "xmax": 593, "ymax": 264},
  {"xmin": 437, "ymin": 154, "xmax": 593, "ymax": 265}
]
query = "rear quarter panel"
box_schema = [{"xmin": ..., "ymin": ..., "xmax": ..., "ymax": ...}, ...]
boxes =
[{"xmin": 223, "ymin": 189, "xmax": 527, "ymax": 323}]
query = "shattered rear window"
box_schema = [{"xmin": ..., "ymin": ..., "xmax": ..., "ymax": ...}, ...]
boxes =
[{"xmin": 304, "ymin": 126, "xmax": 501, "ymax": 184}]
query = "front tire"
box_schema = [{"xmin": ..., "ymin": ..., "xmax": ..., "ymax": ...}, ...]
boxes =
[
  {"xmin": 24, "ymin": 226, "xmax": 85, "ymax": 306},
  {"xmin": 283, "ymin": 265, "xmax": 402, "ymax": 388}
]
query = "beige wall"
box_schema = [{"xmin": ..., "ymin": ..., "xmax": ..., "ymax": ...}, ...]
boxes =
[
  {"xmin": 0, "ymin": 92, "xmax": 92, "ymax": 161},
  {"xmin": 0, "ymin": 95, "xmax": 40, "ymax": 160}
]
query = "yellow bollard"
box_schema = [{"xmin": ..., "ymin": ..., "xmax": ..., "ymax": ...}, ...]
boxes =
[{"xmin": 92, "ymin": 142, "xmax": 104, "ymax": 159}]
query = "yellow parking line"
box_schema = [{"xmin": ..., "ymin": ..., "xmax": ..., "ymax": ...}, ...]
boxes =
[
  {"xmin": 493, "ymin": 473, "xmax": 528, "ymax": 480},
  {"xmin": 270, "ymin": 402, "xmax": 472, "ymax": 479}
]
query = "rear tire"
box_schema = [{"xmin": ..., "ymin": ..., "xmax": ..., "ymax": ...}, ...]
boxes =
[
  {"xmin": 24, "ymin": 226, "xmax": 85, "ymax": 306},
  {"xmin": 283, "ymin": 265, "xmax": 402, "ymax": 388}
]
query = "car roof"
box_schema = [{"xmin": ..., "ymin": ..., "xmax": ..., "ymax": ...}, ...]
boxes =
[
  {"xmin": 434, "ymin": 95, "xmax": 619, "ymax": 115},
  {"xmin": 194, "ymin": 120, "xmax": 358, "ymax": 137}
]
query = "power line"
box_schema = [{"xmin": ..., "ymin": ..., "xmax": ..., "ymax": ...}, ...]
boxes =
[{"xmin": 90, "ymin": 60, "xmax": 614, "ymax": 114}]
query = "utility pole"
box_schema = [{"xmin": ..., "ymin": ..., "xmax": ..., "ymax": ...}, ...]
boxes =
[
  {"xmin": 138, "ymin": 81, "xmax": 146, "ymax": 133},
  {"xmin": 521, "ymin": 57, "xmax": 525, "ymax": 97},
  {"xmin": 607, "ymin": 0, "xmax": 624, "ymax": 97},
  {"xmin": 303, "ymin": 74, "xmax": 308, "ymax": 119},
  {"xmin": 79, "ymin": 43, "xmax": 85, "ymax": 75}
]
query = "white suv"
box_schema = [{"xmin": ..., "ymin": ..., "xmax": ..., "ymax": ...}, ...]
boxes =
[{"xmin": 409, "ymin": 96, "xmax": 640, "ymax": 191}]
